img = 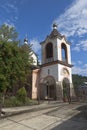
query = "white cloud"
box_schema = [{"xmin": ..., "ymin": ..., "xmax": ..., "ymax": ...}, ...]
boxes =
[
  {"xmin": 72, "ymin": 66, "xmax": 82, "ymax": 74},
  {"xmin": 72, "ymin": 46, "xmax": 80, "ymax": 52},
  {"xmin": 4, "ymin": 22, "xmax": 15, "ymax": 28},
  {"xmin": 84, "ymin": 64, "xmax": 87, "ymax": 67},
  {"xmin": 72, "ymin": 61, "xmax": 76, "ymax": 65},
  {"xmin": 72, "ymin": 40, "xmax": 87, "ymax": 51},
  {"xmin": 72, "ymin": 60, "xmax": 87, "ymax": 76},
  {"xmin": 30, "ymin": 38, "xmax": 41, "ymax": 53},
  {"xmin": 54, "ymin": 0, "xmax": 87, "ymax": 37},
  {"xmin": 0, "ymin": 0, "xmax": 23, "ymax": 25},
  {"xmin": 78, "ymin": 60, "xmax": 82, "ymax": 65},
  {"xmin": 80, "ymin": 40, "xmax": 87, "ymax": 51},
  {"xmin": 72, "ymin": 60, "xmax": 83, "ymax": 66},
  {"xmin": 72, "ymin": 66, "xmax": 87, "ymax": 76},
  {"xmin": 7, "ymin": 3, "xmax": 17, "ymax": 11}
]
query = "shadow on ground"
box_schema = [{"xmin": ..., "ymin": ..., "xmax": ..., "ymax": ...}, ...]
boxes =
[{"xmin": 47, "ymin": 104, "xmax": 87, "ymax": 130}]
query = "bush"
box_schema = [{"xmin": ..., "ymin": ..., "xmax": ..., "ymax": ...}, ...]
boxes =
[
  {"xmin": 2, "ymin": 87, "xmax": 38, "ymax": 107},
  {"xmin": 3, "ymin": 96, "xmax": 38, "ymax": 107},
  {"xmin": 16, "ymin": 87, "xmax": 27, "ymax": 103},
  {"xmin": 24, "ymin": 97, "xmax": 38, "ymax": 105},
  {"xmin": 4, "ymin": 96, "xmax": 23, "ymax": 107}
]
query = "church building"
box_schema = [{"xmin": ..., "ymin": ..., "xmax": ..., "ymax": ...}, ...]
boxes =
[{"xmin": 32, "ymin": 24, "xmax": 74, "ymax": 101}]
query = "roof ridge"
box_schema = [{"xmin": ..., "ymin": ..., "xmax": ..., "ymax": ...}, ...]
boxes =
[{"xmin": 49, "ymin": 28, "xmax": 63, "ymax": 39}]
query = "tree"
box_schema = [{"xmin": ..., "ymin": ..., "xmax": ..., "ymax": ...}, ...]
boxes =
[
  {"xmin": 0, "ymin": 24, "xmax": 33, "ymax": 98},
  {"xmin": 20, "ymin": 43, "xmax": 33, "ymax": 97},
  {"xmin": 0, "ymin": 24, "xmax": 18, "ymax": 42},
  {"xmin": 72, "ymin": 74, "xmax": 87, "ymax": 97}
]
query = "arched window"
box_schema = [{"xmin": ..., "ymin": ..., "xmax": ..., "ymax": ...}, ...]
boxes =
[
  {"xmin": 61, "ymin": 43, "xmax": 68, "ymax": 62},
  {"xmin": 46, "ymin": 43, "xmax": 53, "ymax": 59}
]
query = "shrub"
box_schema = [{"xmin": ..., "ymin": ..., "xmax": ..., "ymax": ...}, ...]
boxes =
[
  {"xmin": 4, "ymin": 96, "xmax": 23, "ymax": 107},
  {"xmin": 16, "ymin": 87, "xmax": 27, "ymax": 103}
]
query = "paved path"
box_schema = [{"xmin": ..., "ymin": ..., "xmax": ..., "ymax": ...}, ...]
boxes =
[
  {"xmin": 1, "ymin": 101, "xmax": 65, "ymax": 117},
  {"xmin": 0, "ymin": 102, "xmax": 87, "ymax": 130}
]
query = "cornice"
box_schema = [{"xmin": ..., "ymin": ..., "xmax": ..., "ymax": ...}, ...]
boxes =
[{"xmin": 41, "ymin": 60, "xmax": 73, "ymax": 68}]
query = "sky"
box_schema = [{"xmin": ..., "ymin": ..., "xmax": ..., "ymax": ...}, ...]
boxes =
[{"xmin": 0, "ymin": 0, "xmax": 87, "ymax": 76}]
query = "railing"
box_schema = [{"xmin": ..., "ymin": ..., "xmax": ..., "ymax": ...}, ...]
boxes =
[{"xmin": 45, "ymin": 57, "xmax": 54, "ymax": 63}]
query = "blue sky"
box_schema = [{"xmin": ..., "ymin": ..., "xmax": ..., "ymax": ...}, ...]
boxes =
[{"xmin": 0, "ymin": 0, "xmax": 87, "ymax": 76}]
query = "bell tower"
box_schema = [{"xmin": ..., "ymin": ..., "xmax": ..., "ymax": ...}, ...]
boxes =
[
  {"xmin": 41, "ymin": 24, "xmax": 72, "ymax": 65},
  {"xmin": 39, "ymin": 24, "xmax": 74, "ymax": 100}
]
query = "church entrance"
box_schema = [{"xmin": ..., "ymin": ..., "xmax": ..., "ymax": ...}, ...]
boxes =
[
  {"xmin": 45, "ymin": 85, "xmax": 55, "ymax": 99},
  {"xmin": 62, "ymin": 78, "xmax": 71, "ymax": 102},
  {"xmin": 40, "ymin": 76, "xmax": 56, "ymax": 100}
]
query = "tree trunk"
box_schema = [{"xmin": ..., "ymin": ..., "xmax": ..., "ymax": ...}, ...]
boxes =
[{"xmin": 0, "ymin": 104, "xmax": 1, "ymax": 117}]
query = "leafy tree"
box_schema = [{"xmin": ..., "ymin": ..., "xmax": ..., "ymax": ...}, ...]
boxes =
[
  {"xmin": 20, "ymin": 43, "xmax": 33, "ymax": 97},
  {"xmin": 0, "ymin": 24, "xmax": 18, "ymax": 41},
  {"xmin": 0, "ymin": 24, "xmax": 33, "ymax": 99},
  {"xmin": 72, "ymin": 74, "xmax": 87, "ymax": 96}
]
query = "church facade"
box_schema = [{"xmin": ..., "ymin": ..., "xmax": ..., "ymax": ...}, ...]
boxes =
[{"xmin": 32, "ymin": 24, "xmax": 74, "ymax": 101}]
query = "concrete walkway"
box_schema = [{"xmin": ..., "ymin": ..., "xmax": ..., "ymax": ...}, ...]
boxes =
[
  {"xmin": 0, "ymin": 102, "xmax": 87, "ymax": 130},
  {"xmin": 1, "ymin": 101, "xmax": 65, "ymax": 118}
]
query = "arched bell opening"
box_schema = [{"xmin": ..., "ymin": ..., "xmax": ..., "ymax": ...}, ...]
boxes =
[
  {"xmin": 45, "ymin": 42, "xmax": 54, "ymax": 63},
  {"xmin": 61, "ymin": 43, "xmax": 68, "ymax": 63},
  {"xmin": 45, "ymin": 42, "xmax": 53, "ymax": 59}
]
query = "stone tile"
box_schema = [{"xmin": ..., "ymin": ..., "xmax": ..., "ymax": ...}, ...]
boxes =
[
  {"xmin": 20, "ymin": 115, "xmax": 58, "ymax": 130},
  {"xmin": 0, "ymin": 122, "xmax": 32, "ymax": 130},
  {"xmin": 0, "ymin": 118, "xmax": 13, "ymax": 128}
]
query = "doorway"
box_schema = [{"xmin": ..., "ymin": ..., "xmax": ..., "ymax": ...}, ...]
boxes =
[
  {"xmin": 63, "ymin": 78, "xmax": 70, "ymax": 102},
  {"xmin": 41, "ymin": 76, "xmax": 56, "ymax": 100}
]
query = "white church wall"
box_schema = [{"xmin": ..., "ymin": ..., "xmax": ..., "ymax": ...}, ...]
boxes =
[
  {"xmin": 30, "ymin": 52, "xmax": 38, "ymax": 65},
  {"xmin": 67, "ymin": 44, "xmax": 71, "ymax": 64},
  {"xmin": 41, "ymin": 45, "xmax": 45, "ymax": 64},
  {"xmin": 58, "ymin": 64, "xmax": 72, "ymax": 84},
  {"xmin": 57, "ymin": 38, "xmax": 61, "ymax": 61},
  {"xmin": 40, "ymin": 64, "xmax": 58, "ymax": 82},
  {"xmin": 52, "ymin": 39, "xmax": 58, "ymax": 61}
]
